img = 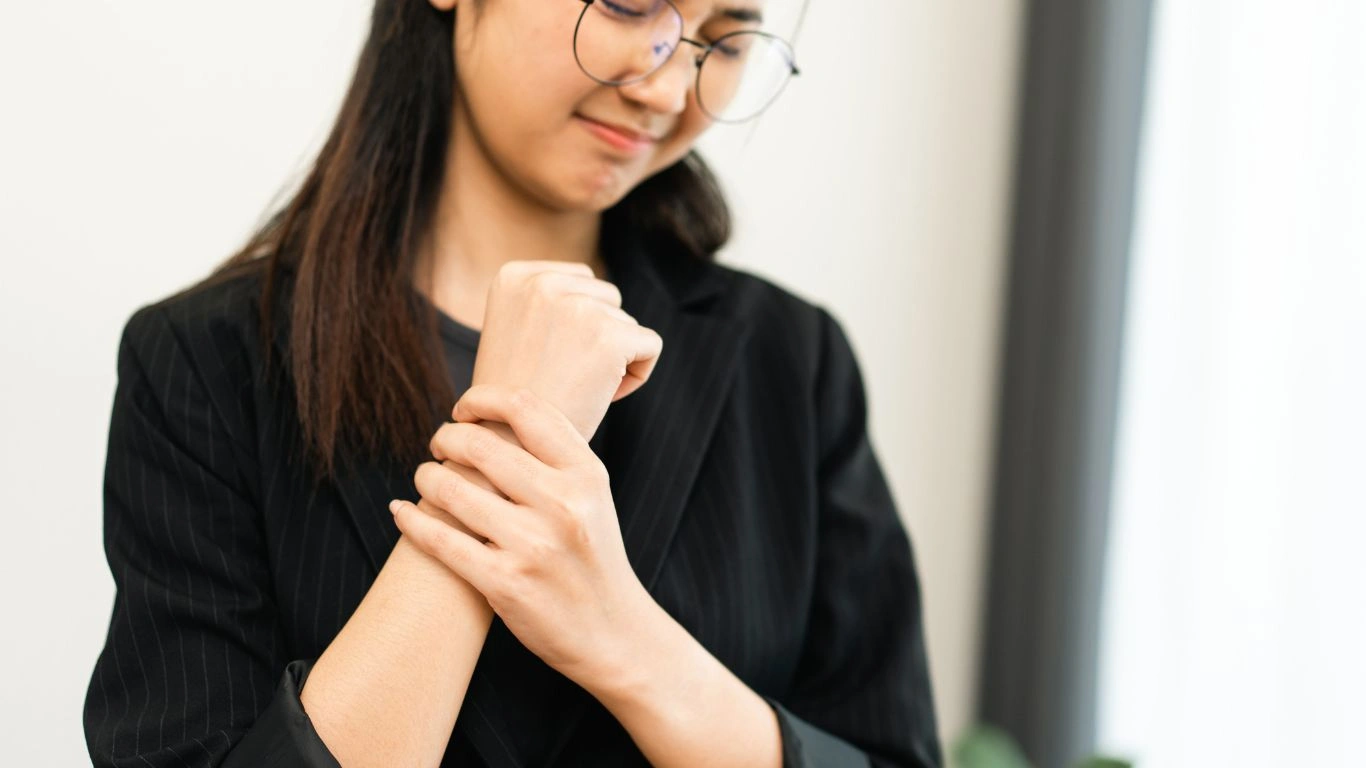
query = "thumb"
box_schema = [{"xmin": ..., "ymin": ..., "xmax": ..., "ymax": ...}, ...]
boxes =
[{"xmin": 611, "ymin": 325, "xmax": 663, "ymax": 401}]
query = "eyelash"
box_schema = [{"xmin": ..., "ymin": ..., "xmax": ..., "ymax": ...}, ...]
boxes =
[
  {"xmin": 597, "ymin": 0, "xmax": 744, "ymax": 57},
  {"xmin": 599, "ymin": 0, "xmax": 647, "ymax": 19}
]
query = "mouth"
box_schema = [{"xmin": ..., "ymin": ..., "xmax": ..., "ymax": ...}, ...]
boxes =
[{"xmin": 575, "ymin": 114, "xmax": 658, "ymax": 154}]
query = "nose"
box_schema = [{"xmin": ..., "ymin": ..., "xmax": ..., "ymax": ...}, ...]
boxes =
[{"xmin": 615, "ymin": 40, "xmax": 697, "ymax": 117}]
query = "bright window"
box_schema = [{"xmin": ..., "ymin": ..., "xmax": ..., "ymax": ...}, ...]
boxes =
[{"xmin": 1098, "ymin": 2, "xmax": 1366, "ymax": 765}]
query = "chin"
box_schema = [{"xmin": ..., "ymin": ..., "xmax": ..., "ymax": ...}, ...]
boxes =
[{"xmin": 552, "ymin": 163, "xmax": 645, "ymax": 210}]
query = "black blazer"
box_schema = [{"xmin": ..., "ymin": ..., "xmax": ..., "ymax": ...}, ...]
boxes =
[{"xmin": 83, "ymin": 226, "xmax": 942, "ymax": 767}]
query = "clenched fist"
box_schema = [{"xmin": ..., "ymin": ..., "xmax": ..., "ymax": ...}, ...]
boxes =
[{"xmin": 470, "ymin": 259, "xmax": 662, "ymax": 440}]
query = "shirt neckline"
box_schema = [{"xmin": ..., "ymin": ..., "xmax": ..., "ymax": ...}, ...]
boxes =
[{"xmin": 435, "ymin": 306, "xmax": 480, "ymax": 352}]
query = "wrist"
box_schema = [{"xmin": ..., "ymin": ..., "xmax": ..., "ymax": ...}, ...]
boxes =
[{"xmin": 581, "ymin": 588, "xmax": 685, "ymax": 713}]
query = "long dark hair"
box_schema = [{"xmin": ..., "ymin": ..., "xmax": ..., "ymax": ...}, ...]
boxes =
[{"xmin": 193, "ymin": 0, "xmax": 732, "ymax": 485}]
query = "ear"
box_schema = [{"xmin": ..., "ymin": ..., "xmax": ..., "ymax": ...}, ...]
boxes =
[{"xmin": 428, "ymin": 0, "xmax": 456, "ymax": 10}]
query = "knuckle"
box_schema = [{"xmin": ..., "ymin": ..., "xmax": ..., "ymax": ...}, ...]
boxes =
[
  {"xmin": 438, "ymin": 476, "xmax": 465, "ymax": 507},
  {"xmin": 583, "ymin": 459, "xmax": 610, "ymax": 486},
  {"xmin": 571, "ymin": 292, "xmax": 603, "ymax": 317},
  {"xmin": 529, "ymin": 270, "xmax": 560, "ymax": 296},
  {"xmin": 434, "ymin": 529, "xmax": 466, "ymax": 565},
  {"xmin": 586, "ymin": 325, "xmax": 616, "ymax": 353},
  {"xmin": 513, "ymin": 449, "xmax": 540, "ymax": 480},
  {"xmin": 509, "ymin": 386, "xmax": 536, "ymax": 411},
  {"xmin": 511, "ymin": 555, "xmax": 542, "ymax": 586},
  {"xmin": 487, "ymin": 556, "xmax": 513, "ymax": 587},
  {"xmin": 554, "ymin": 486, "xmax": 591, "ymax": 521},
  {"xmin": 524, "ymin": 535, "xmax": 555, "ymax": 565},
  {"xmin": 491, "ymin": 266, "xmax": 515, "ymax": 293},
  {"xmin": 463, "ymin": 424, "xmax": 499, "ymax": 462},
  {"xmin": 560, "ymin": 513, "xmax": 592, "ymax": 550},
  {"xmin": 461, "ymin": 383, "xmax": 490, "ymax": 406}
]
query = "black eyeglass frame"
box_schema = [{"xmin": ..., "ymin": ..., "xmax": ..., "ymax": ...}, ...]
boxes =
[{"xmin": 572, "ymin": 0, "xmax": 802, "ymax": 124}]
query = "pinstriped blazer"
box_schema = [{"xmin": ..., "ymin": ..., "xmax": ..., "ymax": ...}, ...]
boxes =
[{"xmin": 83, "ymin": 225, "xmax": 942, "ymax": 767}]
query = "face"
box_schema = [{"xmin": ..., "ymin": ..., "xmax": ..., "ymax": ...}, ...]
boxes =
[{"xmin": 428, "ymin": 0, "xmax": 768, "ymax": 211}]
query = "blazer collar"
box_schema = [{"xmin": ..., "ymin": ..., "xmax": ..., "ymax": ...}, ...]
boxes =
[{"xmin": 272, "ymin": 226, "xmax": 748, "ymax": 767}]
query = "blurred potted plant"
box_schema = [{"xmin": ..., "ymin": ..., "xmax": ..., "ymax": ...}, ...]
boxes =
[{"xmin": 953, "ymin": 725, "xmax": 1132, "ymax": 768}]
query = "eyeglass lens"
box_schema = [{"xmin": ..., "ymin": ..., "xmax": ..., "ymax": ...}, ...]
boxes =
[{"xmin": 574, "ymin": 0, "xmax": 796, "ymax": 122}]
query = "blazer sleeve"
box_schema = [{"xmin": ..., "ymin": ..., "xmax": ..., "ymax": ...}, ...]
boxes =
[
  {"xmin": 83, "ymin": 304, "xmax": 341, "ymax": 768},
  {"xmin": 759, "ymin": 306, "xmax": 943, "ymax": 768}
]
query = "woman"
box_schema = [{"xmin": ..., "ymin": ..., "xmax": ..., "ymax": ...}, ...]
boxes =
[{"xmin": 83, "ymin": 0, "xmax": 941, "ymax": 765}]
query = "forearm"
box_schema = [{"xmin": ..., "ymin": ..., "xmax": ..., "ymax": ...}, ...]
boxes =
[
  {"xmin": 299, "ymin": 507, "xmax": 493, "ymax": 765},
  {"xmin": 587, "ymin": 600, "xmax": 784, "ymax": 768},
  {"xmin": 299, "ymin": 423, "xmax": 523, "ymax": 766}
]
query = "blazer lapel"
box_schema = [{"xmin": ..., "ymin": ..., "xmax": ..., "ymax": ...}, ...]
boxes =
[
  {"xmin": 273, "ymin": 227, "xmax": 750, "ymax": 766},
  {"xmin": 531, "ymin": 230, "xmax": 752, "ymax": 765}
]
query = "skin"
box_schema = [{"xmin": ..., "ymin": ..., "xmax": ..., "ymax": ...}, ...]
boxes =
[
  {"xmin": 416, "ymin": 0, "xmax": 717, "ymax": 327},
  {"xmin": 299, "ymin": 0, "xmax": 784, "ymax": 766}
]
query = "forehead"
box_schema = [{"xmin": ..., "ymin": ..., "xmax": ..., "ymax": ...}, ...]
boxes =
[{"xmin": 675, "ymin": 0, "xmax": 769, "ymax": 23}]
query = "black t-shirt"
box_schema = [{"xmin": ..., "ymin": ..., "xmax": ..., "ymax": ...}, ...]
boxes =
[
  {"xmin": 434, "ymin": 302, "xmax": 612, "ymax": 461},
  {"xmin": 435, "ymin": 307, "xmax": 480, "ymax": 396}
]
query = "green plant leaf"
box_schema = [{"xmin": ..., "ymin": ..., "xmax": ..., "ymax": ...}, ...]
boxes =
[
  {"xmin": 1075, "ymin": 758, "xmax": 1132, "ymax": 768},
  {"xmin": 952, "ymin": 725, "xmax": 1033, "ymax": 768}
]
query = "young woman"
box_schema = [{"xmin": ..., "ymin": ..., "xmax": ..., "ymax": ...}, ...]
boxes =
[{"xmin": 83, "ymin": 0, "xmax": 941, "ymax": 766}]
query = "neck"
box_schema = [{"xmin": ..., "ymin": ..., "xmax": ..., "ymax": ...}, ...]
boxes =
[{"xmin": 414, "ymin": 103, "xmax": 607, "ymax": 326}]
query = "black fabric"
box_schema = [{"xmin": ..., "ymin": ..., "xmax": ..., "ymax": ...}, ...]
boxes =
[
  {"xmin": 83, "ymin": 223, "xmax": 941, "ymax": 766},
  {"xmin": 221, "ymin": 660, "xmax": 338, "ymax": 768},
  {"xmin": 434, "ymin": 302, "xmax": 481, "ymax": 392}
]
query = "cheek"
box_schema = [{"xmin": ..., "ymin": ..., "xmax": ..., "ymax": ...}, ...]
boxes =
[
  {"xmin": 459, "ymin": 46, "xmax": 590, "ymax": 158},
  {"xmin": 651, "ymin": 104, "xmax": 713, "ymax": 169},
  {"xmin": 455, "ymin": 7, "xmax": 587, "ymax": 129}
]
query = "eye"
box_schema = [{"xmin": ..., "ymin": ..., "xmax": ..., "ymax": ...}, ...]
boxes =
[
  {"xmin": 714, "ymin": 40, "xmax": 742, "ymax": 58},
  {"xmin": 705, "ymin": 31, "xmax": 752, "ymax": 60},
  {"xmin": 597, "ymin": 0, "xmax": 651, "ymax": 19}
]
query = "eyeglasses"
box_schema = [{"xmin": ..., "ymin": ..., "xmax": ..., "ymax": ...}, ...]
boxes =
[{"xmin": 572, "ymin": 0, "xmax": 801, "ymax": 124}]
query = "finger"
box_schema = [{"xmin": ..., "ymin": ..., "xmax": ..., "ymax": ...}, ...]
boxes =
[
  {"xmin": 390, "ymin": 498, "xmax": 499, "ymax": 595},
  {"xmin": 429, "ymin": 420, "xmax": 560, "ymax": 508},
  {"xmin": 557, "ymin": 272, "xmax": 624, "ymax": 307},
  {"xmin": 451, "ymin": 385, "xmax": 585, "ymax": 469},
  {"xmin": 415, "ymin": 495, "xmax": 489, "ymax": 544},
  {"xmin": 413, "ymin": 460, "xmax": 529, "ymax": 545},
  {"xmin": 614, "ymin": 325, "xmax": 664, "ymax": 401},
  {"xmin": 528, "ymin": 269, "xmax": 622, "ymax": 307},
  {"xmin": 600, "ymin": 304, "xmax": 637, "ymax": 324}
]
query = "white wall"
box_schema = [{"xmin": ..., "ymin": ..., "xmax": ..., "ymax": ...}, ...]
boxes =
[
  {"xmin": 0, "ymin": 1, "xmax": 1020, "ymax": 761},
  {"xmin": 701, "ymin": 0, "xmax": 1022, "ymax": 745}
]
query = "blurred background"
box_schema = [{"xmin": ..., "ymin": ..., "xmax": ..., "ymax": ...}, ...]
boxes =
[{"xmin": 2, "ymin": 1, "xmax": 1362, "ymax": 765}]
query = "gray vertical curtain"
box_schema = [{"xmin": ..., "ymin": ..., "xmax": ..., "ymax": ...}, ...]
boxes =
[{"xmin": 977, "ymin": 1, "xmax": 1155, "ymax": 765}]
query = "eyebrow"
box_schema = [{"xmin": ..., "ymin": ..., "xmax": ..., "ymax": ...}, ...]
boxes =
[{"xmin": 719, "ymin": 6, "xmax": 764, "ymax": 24}]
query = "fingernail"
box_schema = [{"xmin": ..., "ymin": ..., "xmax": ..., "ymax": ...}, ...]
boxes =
[{"xmin": 389, "ymin": 499, "xmax": 402, "ymax": 515}]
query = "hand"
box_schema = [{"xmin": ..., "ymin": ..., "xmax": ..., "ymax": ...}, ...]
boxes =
[
  {"xmin": 392, "ymin": 384, "xmax": 654, "ymax": 686},
  {"xmin": 471, "ymin": 260, "xmax": 663, "ymax": 440}
]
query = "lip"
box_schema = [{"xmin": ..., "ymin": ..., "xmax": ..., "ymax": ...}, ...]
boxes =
[{"xmin": 575, "ymin": 115, "xmax": 658, "ymax": 153}]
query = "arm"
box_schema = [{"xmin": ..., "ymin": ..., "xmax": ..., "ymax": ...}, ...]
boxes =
[
  {"xmin": 296, "ymin": 441, "xmax": 512, "ymax": 766},
  {"xmin": 82, "ymin": 304, "xmax": 497, "ymax": 767},
  {"xmin": 297, "ymin": 258, "xmax": 647, "ymax": 765},
  {"xmin": 84, "ymin": 304, "xmax": 337, "ymax": 767},
  {"xmin": 579, "ymin": 597, "xmax": 786, "ymax": 768},
  {"xmin": 764, "ymin": 306, "xmax": 942, "ymax": 767},
  {"xmin": 577, "ymin": 307, "xmax": 943, "ymax": 768}
]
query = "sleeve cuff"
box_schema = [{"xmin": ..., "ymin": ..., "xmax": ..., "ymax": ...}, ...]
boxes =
[
  {"xmin": 763, "ymin": 695, "xmax": 872, "ymax": 768},
  {"xmin": 221, "ymin": 658, "xmax": 342, "ymax": 768}
]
